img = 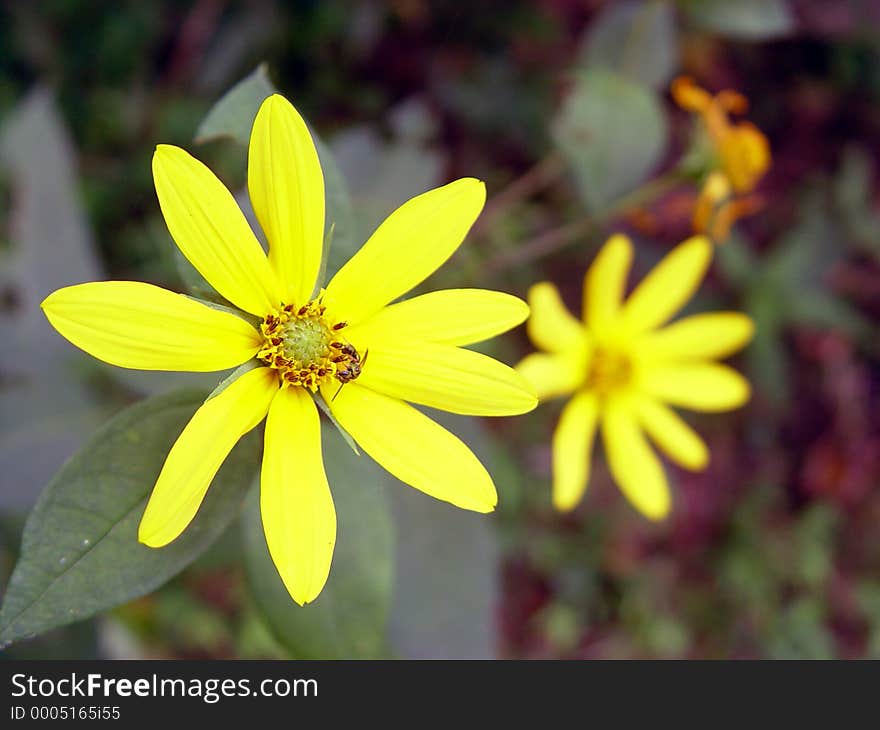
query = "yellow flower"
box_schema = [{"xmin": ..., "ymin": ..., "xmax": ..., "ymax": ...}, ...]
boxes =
[
  {"xmin": 41, "ymin": 94, "xmax": 537, "ymax": 605},
  {"xmin": 516, "ymin": 234, "xmax": 753, "ymax": 519},
  {"xmin": 671, "ymin": 76, "xmax": 770, "ymax": 195},
  {"xmin": 692, "ymin": 171, "xmax": 764, "ymax": 243},
  {"xmin": 671, "ymin": 77, "xmax": 770, "ymax": 242}
]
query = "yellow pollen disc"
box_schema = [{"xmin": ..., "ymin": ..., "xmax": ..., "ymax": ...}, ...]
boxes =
[
  {"xmin": 586, "ymin": 348, "xmax": 632, "ymax": 396},
  {"xmin": 258, "ymin": 298, "xmax": 363, "ymax": 392}
]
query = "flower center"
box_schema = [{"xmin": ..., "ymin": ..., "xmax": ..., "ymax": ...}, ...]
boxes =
[
  {"xmin": 257, "ymin": 299, "xmax": 363, "ymax": 392},
  {"xmin": 586, "ymin": 347, "xmax": 632, "ymax": 396}
]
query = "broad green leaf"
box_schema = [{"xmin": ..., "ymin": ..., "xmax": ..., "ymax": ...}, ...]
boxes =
[
  {"xmin": 579, "ymin": 0, "xmax": 678, "ymax": 89},
  {"xmin": 552, "ymin": 69, "xmax": 667, "ymax": 210},
  {"xmin": 0, "ymin": 389, "xmax": 261, "ymax": 646},
  {"xmin": 683, "ymin": 0, "xmax": 794, "ymax": 41},
  {"xmin": 242, "ymin": 423, "xmax": 393, "ymax": 659},
  {"xmin": 192, "ymin": 64, "xmax": 357, "ymax": 288}
]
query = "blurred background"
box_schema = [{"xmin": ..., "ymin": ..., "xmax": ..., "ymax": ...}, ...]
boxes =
[{"xmin": 2, "ymin": 0, "xmax": 880, "ymax": 659}]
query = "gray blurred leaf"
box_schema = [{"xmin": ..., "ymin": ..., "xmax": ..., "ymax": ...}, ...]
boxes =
[
  {"xmin": 580, "ymin": 1, "xmax": 678, "ymax": 89},
  {"xmin": 552, "ymin": 69, "xmax": 667, "ymax": 210},
  {"xmin": 330, "ymin": 97, "xmax": 444, "ymax": 249},
  {"xmin": 684, "ymin": 0, "xmax": 795, "ymax": 40},
  {"xmin": 242, "ymin": 423, "xmax": 394, "ymax": 659},
  {"xmin": 0, "ymin": 88, "xmax": 105, "ymax": 511},
  {"xmin": 386, "ymin": 412, "xmax": 503, "ymax": 659},
  {"xmin": 0, "ymin": 389, "xmax": 261, "ymax": 646}
]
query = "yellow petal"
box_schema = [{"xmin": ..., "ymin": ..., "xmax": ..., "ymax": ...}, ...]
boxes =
[
  {"xmin": 138, "ymin": 367, "xmax": 277, "ymax": 547},
  {"xmin": 326, "ymin": 383, "xmax": 497, "ymax": 512},
  {"xmin": 153, "ymin": 144, "xmax": 280, "ymax": 316},
  {"xmin": 638, "ymin": 312, "xmax": 755, "ymax": 362},
  {"xmin": 355, "ymin": 340, "xmax": 537, "ymax": 416},
  {"xmin": 670, "ymin": 76, "xmax": 712, "ymax": 112},
  {"xmin": 584, "ymin": 234, "xmax": 633, "ymax": 335},
  {"xmin": 720, "ymin": 122, "xmax": 770, "ymax": 194},
  {"xmin": 634, "ymin": 397, "xmax": 709, "ymax": 471},
  {"xmin": 692, "ymin": 171, "xmax": 732, "ymax": 235},
  {"xmin": 619, "ymin": 236, "xmax": 713, "ymax": 334},
  {"xmin": 42, "ymin": 281, "xmax": 262, "ymax": 371},
  {"xmin": 249, "ymin": 95, "xmax": 325, "ymax": 304},
  {"xmin": 346, "ymin": 289, "xmax": 529, "ymax": 347},
  {"xmin": 526, "ymin": 282, "xmax": 585, "ymax": 354},
  {"xmin": 601, "ymin": 400, "xmax": 670, "ymax": 520},
  {"xmin": 552, "ymin": 391, "xmax": 599, "ymax": 511},
  {"xmin": 640, "ymin": 362, "xmax": 751, "ymax": 412},
  {"xmin": 325, "ymin": 178, "xmax": 486, "ymax": 324},
  {"xmin": 261, "ymin": 386, "xmax": 335, "ymax": 606},
  {"xmin": 516, "ymin": 352, "xmax": 585, "ymax": 401}
]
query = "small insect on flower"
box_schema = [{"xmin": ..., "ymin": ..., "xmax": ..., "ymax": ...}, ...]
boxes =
[
  {"xmin": 40, "ymin": 93, "xmax": 537, "ymax": 607},
  {"xmin": 517, "ymin": 233, "xmax": 754, "ymax": 520},
  {"xmin": 332, "ymin": 348, "xmax": 369, "ymax": 401}
]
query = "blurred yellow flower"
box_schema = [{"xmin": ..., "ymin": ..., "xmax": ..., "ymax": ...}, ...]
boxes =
[
  {"xmin": 516, "ymin": 234, "xmax": 754, "ymax": 519},
  {"xmin": 41, "ymin": 94, "xmax": 536, "ymax": 605},
  {"xmin": 672, "ymin": 76, "xmax": 770, "ymax": 242},
  {"xmin": 692, "ymin": 171, "xmax": 764, "ymax": 243}
]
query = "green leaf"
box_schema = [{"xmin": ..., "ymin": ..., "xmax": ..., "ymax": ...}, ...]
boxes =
[
  {"xmin": 787, "ymin": 291, "xmax": 875, "ymax": 344},
  {"xmin": 552, "ymin": 69, "xmax": 667, "ymax": 210},
  {"xmin": 193, "ymin": 64, "xmax": 357, "ymax": 290},
  {"xmin": 312, "ymin": 392, "xmax": 360, "ymax": 455},
  {"xmin": 386, "ymin": 413, "xmax": 502, "ymax": 659},
  {"xmin": 579, "ymin": 0, "xmax": 678, "ymax": 89},
  {"xmin": 194, "ymin": 63, "xmax": 275, "ymax": 146},
  {"xmin": 0, "ymin": 389, "xmax": 261, "ymax": 646},
  {"xmin": 745, "ymin": 284, "xmax": 788, "ymax": 405},
  {"xmin": 242, "ymin": 423, "xmax": 393, "ymax": 659},
  {"xmin": 713, "ymin": 231, "xmax": 757, "ymax": 288},
  {"xmin": 683, "ymin": 0, "xmax": 794, "ymax": 41},
  {"xmin": 833, "ymin": 146, "xmax": 880, "ymax": 261},
  {"xmin": 205, "ymin": 359, "xmax": 263, "ymax": 401},
  {"xmin": 766, "ymin": 598, "xmax": 835, "ymax": 659}
]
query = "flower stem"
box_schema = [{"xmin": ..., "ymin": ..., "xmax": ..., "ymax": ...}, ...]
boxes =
[
  {"xmin": 474, "ymin": 151, "xmax": 566, "ymax": 234},
  {"xmin": 485, "ymin": 169, "xmax": 689, "ymax": 274}
]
